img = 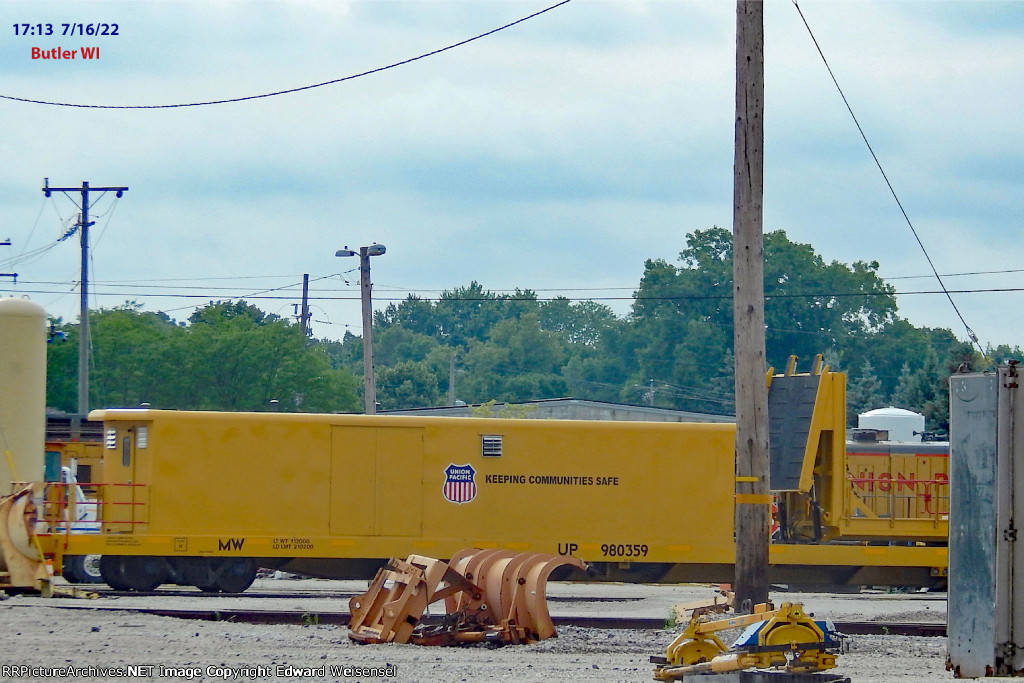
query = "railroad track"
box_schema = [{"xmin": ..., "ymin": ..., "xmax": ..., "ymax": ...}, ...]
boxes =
[
  {"xmin": 90, "ymin": 588, "xmax": 362, "ymax": 600},
  {"xmin": 32, "ymin": 601, "xmax": 949, "ymax": 637},
  {"xmin": 84, "ymin": 586, "xmax": 644, "ymax": 603}
]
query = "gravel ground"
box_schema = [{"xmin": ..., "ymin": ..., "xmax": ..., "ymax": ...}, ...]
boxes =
[{"xmin": 0, "ymin": 581, "xmax": 952, "ymax": 683}]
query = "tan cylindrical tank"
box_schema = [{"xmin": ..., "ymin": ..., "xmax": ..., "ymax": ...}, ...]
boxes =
[{"xmin": 0, "ymin": 298, "xmax": 47, "ymax": 489}]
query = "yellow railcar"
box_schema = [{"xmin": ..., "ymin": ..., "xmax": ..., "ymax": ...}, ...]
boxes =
[
  {"xmin": 38, "ymin": 367, "xmax": 948, "ymax": 592},
  {"xmin": 837, "ymin": 441, "xmax": 948, "ymax": 539}
]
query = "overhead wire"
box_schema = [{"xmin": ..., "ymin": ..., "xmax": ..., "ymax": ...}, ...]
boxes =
[
  {"xmin": 8, "ymin": 264, "xmax": 1018, "ymax": 295},
  {"xmin": 91, "ymin": 197, "xmax": 121, "ymax": 249},
  {"xmin": 3, "ymin": 284, "xmax": 1022, "ymax": 303},
  {"xmin": 158, "ymin": 272, "xmax": 347, "ymax": 314},
  {"xmin": 0, "ymin": 217, "xmax": 77, "ymax": 270},
  {"xmin": 0, "ymin": 0, "xmax": 573, "ymax": 110},
  {"xmin": 886, "ymin": 268, "xmax": 1024, "ymax": 281},
  {"xmin": 791, "ymin": 0, "xmax": 985, "ymax": 356},
  {"xmin": 12, "ymin": 199, "xmax": 48, "ymax": 263}
]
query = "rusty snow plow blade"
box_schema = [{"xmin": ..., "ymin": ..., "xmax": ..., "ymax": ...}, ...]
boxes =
[
  {"xmin": 348, "ymin": 550, "xmax": 586, "ymax": 646},
  {"xmin": 0, "ymin": 484, "xmax": 51, "ymax": 593}
]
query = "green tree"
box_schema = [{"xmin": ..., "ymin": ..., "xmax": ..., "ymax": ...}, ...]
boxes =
[
  {"xmin": 46, "ymin": 301, "xmax": 360, "ymax": 414},
  {"xmin": 45, "ymin": 317, "xmax": 79, "ymax": 413},
  {"xmin": 985, "ymin": 343, "xmax": 1024, "ymax": 366},
  {"xmin": 887, "ymin": 341, "xmax": 980, "ymax": 434},
  {"xmin": 468, "ymin": 399, "xmax": 538, "ymax": 418},
  {"xmin": 377, "ymin": 360, "xmax": 442, "ymax": 410},
  {"xmin": 703, "ymin": 349, "xmax": 736, "ymax": 415},
  {"xmin": 628, "ymin": 226, "xmax": 902, "ymax": 413},
  {"xmin": 90, "ymin": 305, "xmax": 185, "ymax": 408},
  {"xmin": 460, "ymin": 313, "xmax": 567, "ymax": 403},
  {"xmin": 374, "ymin": 327, "xmax": 441, "ymax": 366},
  {"xmin": 633, "ymin": 227, "xmax": 898, "ymax": 369},
  {"xmin": 430, "ymin": 283, "xmax": 539, "ymax": 347},
  {"xmin": 889, "ymin": 361, "xmax": 918, "ymax": 411},
  {"xmin": 846, "ymin": 359, "xmax": 886, "ymax": 426},
  {"xmin": 184, "ymin": 304, "xmax": 357, "ymax": 412},
  {"xmin": 538, "ymin": 297, "xmax": 618, "ymax": 348}
]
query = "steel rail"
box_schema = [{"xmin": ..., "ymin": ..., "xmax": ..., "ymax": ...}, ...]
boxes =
[{"xmin": 20, "ymin": 602, "xmax": 949, "ymax": 636}]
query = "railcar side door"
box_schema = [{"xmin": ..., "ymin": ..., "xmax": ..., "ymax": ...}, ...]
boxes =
[
  {"xmin": 102, "ymin": 422, "xmax": 148, "ymax": 534},
  {"xmin": 329, "ymin": 426, "xmax": 424, "ymax": 537}
]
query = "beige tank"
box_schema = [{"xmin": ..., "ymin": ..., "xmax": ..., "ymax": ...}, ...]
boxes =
[{"xmin": 0, "ymin": 298, "xmax": 47, "ymax": 489}]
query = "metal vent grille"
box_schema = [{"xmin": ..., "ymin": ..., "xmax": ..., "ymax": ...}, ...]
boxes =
[
  {"xmin": 105, "ymin": 428, "xmax": 117, "ymax": 449},
  {"xmin": 481, "ymin": 434, "xmax": 503, "ymax": 457}
]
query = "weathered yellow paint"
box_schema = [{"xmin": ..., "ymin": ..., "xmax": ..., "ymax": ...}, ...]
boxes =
[
  {"xmin": 735, "ymin": 494, "xmax": 774, "ymax": 505},
  {"xmin": 69, "ymin": 409, "xmax": 735, "ymax": 565},
  {"xmin": 33, "ymin": 372, "xmax": 949, "ymax": 584}
]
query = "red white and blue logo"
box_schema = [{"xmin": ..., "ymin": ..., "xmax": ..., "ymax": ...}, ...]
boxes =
[{"xmin": 443, "ymin": 464, "xmax": 477, "ymax": 504}]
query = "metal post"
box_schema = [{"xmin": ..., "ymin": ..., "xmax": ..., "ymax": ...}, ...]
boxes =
[
  {"xmin": 360, "ymin": 247, "xmax": 376, "ymax": 414},
  {"xmin": 732, "ymin": 0, "xmax": 769, "ymax": 613},
  {"xmin": 300, "ymin": 273, "xmax": 311, "ymax": 337},
  {"xmin": 448, "ymin": 353, "xmax": 457, "ymax": 406}
]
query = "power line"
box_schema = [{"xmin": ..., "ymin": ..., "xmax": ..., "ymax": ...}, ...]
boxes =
[
  {"xmin": 3, "ymin": 284, "xmax": 1023, "ymax": 303},
  {"xmin": 10, "ymin": 263, "xmax": 1016, "ymax": 295},
  {"xmin": 0, "ymin": 1, "xmax": 573, "ymax": 110},
  {"xmin": 886, "ymin": 268, "xmax": 1024, "ymax": 281},
  {"xmin": 83, "ymin": 272, "xmax": 355, "ymax": 284},
  {"xmin": 791, "ymin": 0, "xmax": 983, "ymax": 355}
]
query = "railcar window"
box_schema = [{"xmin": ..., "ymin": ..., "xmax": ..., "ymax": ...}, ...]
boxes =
[{"xmin": 122, "ymin": 435, "xmax": 131, "ymax": 467}]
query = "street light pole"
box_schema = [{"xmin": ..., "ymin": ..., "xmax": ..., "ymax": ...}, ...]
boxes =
[{"xmin": 337, "ymin": 244, "xmax": 386, "ymax": 415}]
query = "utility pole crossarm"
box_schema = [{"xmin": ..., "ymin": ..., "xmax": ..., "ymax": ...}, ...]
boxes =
[{"xmin": 43, "ymin": 179, "xmax": 129, "ymax": 196}]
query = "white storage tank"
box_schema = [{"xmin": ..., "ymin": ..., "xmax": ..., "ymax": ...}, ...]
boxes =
[
  {"xmin": 858, "ymin": 406, "xmax": 926, "ymax": 442},
  {"xmin": 0, "ymin": 297, "xmax": 47, "ymax": 488}
]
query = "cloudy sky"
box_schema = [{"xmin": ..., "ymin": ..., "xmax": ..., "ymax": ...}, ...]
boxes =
[{"xmin": 1, "ymin": 0, "xmax": 1021, "ymax": 355}]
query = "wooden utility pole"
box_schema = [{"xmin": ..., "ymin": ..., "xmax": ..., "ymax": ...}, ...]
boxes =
[
  {"xmin": 732, "ymin": 0, "xmax": 769, "ymax": 613},
  {"xmin": 43, "ymin": 179, "xmax": 129, "ymax": 415}
]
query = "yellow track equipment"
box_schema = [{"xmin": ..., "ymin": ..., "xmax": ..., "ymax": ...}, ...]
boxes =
[
  {"xmin": 653, "ymin": 601, "xmax": 845, "ymax": 680},
  {"xmin": 348, "ymin": 549, "xmax": 586, "ymax": 646}
]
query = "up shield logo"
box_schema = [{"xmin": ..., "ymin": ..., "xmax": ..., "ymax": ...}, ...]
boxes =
[{"xmin": 443, "ymin": 464, "xmax": 478, "ymax": 504}]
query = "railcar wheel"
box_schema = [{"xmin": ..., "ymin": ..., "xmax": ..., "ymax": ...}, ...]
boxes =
[
  {"xmin": 214, "ymin": 558, "xmax": 258, "ymax": 593},
  {"xmin": 179, "ymin": 557, "xmax": 219, "ymax": 592},
  {"xmin": 183, "ymin": 557, "xmax": 257, "ymax": 593},
  {"xmin": 80, "ymin": 554, "xmax": 105, "ymax": 583},
  {"xmin": 63, "ymin": 555, "xmax": 104, "ymax": 584},
  {"xmin": 99, "ymin": 555, "xmax": 132, "ymax": 591},
  {"xmin": 62, "ymin": 555, "xmax": 82, "ymax": 583},
  {"xmin": 121, "ymin": 555, "xmax": 169, "ymax": 591}
]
